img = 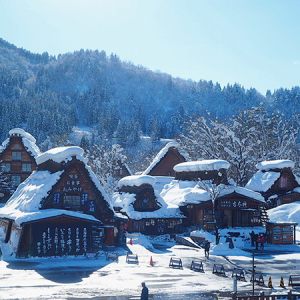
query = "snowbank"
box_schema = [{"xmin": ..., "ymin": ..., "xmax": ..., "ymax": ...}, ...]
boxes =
[{"xmin": 9, "ymin": 128, "xmax": 36, "ymax": 143}]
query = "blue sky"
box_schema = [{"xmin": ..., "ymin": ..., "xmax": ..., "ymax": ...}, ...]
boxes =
[{"xmin": 1, "ymin": 0, "xmax": 299, "ymax": 94}]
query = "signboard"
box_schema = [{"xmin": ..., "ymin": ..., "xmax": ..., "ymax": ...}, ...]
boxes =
[
  {"xmin": 52, "ymin": 192, "xmax": 61, "ymax": 205},
  {"xmin": 63, "ymin": 173, "xmax": 83, "ymax": 193},
  {"xmin": 89, "ymin": 200, "xmax": 96, "ymax": 213},
  {"xmin": 219, "ymin": 199, "xmax": 248, "ymax": 209},
  {"xmin": 81, "ymin": 193, "xmax": 89, "ymax": 206},
  {"xmin": 32, "ymin": 223, "xmax": 90, "ymax": 257}
]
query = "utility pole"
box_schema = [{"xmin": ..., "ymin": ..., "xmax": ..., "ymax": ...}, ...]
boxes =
[{"xmin": 252, "ymin": 250, "xmax": 255, "ymax": 296}]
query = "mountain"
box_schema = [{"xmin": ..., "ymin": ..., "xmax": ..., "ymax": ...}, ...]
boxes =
[{"xmin": 0, "ymin": 37, "xmax": 299, "ymax": 148}]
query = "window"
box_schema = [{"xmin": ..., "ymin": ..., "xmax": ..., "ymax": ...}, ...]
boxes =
[
  {"xmin": 2, "ymin": 163, "xmax": 10, "ymax": 172},
  {"xmin": 12, "ymin": 152, "xmax": 21, "ymax": 160},
  {"xmin": 11, "ymin": 176, "xmax": 21, "ymax": 186},
  {"xmin": 22, "ymin": 164, "xmax": 31, "ymax": 172},
  {"xmin": 64, "ymin": 195, "xmax": 81, "ymax": 209},
  {"xmin": 14, "ymin": 144, "xmax": 20, "ymax": 150},
  {"xmin": 279, "ymin": 176, "xmax": 288, "ymax": 188}
]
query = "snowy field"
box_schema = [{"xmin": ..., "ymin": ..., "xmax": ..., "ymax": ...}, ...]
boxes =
[
  {"xmin": 1, "ymin": 202, "xmax": 300, "ymax": 300},
  {"xmin": 1, "ymin": 228, "xmax": 300, "ymax": 300}
]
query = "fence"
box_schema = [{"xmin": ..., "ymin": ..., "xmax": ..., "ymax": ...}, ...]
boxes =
[{"xmin": 232, "ymin": 291, "xmax": 300, "ymax": 300}]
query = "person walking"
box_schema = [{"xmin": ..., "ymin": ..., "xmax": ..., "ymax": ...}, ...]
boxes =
[
  {"xmin": 256, "ymin": 235, "xmax": 261, "ymax": 250},
  {"xmin": 260, "ymin": 234, "xmax": 265, "ymax": 250},
  {"xmin": 250, "ymin": 230, "xmax": 255, "ymax": 247},
  {"xmin": 204, "ymin": 241, "xmax": 210, "ymax": 258},
  {"xmin": 141, "ymin": 282, "xmax": 149, "ymax": 300}
]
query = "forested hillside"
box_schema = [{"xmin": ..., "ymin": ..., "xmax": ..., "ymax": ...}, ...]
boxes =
[{"xmin": 1, "ymin": 38, "xmax": 300, "ymax": 193}]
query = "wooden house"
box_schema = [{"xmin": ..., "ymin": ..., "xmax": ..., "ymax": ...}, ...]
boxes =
[
  {"xmin": 0, "ymin": 146, "xmax": 127, "ymax": 258},
  {"xmin": 245, "ymin": 160, "xmax": 300, "ymax": 208},
  {"xmin": 161, "ymin": 160, "xmax": 267, "ymax": 231},
  {"xmin": 143, "ymin": 142, "xmax": 189, "ymax": 177},
  {"xmin": 112, "ymin": 175, "xmax": 184, "ymax": 235},
  {"xmin": 0, "ymin": 128, "xmax": 41, "ymax": 204}
]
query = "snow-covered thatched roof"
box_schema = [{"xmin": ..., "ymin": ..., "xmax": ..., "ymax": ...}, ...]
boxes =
[
  {"xmin": 0, "ymin": 146, "xmax": 117, "ymax": 224},
  {"xmin": 256, "ymin": 160, "xmax": 295, "ymax": 171},
  {"xmin": 173, "ymin": 159, "xmax": 230, "ymax": 173},
  {"xmin": 245, "ymin": 171, "xmax": 281, "ymax": 192},
  {"xmin": 0, "ymin": 128, "xmax": 41, "ymax": 158},
  {"xmin": 0, "ymin": 170, "xmax": 101, "ymax": 225},
  {"xmin": 143, "ymin": 142, "xmax": 189, "ymax": 175},
  {"xmin": 36, "ymin": 146, "xmax": 84, "ymax": 165},
  {"xmin": 111, "ymin": 190, "xmax": 183, "ymax": 220},
  {"xmin": 161, "ymin": 180, "xmax": 265, "ymax": 207},
  {"xmin": 118, "ymin": 175, "xmax": 156, "ymax": 188}
]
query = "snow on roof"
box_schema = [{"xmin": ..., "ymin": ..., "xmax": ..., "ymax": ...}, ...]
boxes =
[
  {"xmin": 161, "ymin": 180, "xmax": 211, "ymax": 206},
  {"xmin": 111, "ymin": 191, "xmax": 183, "ymax": 220},
  {"xmin": 268, "ymin": 201, "xmax": 300, "ymax": 224},
  {"xmin": 245, "ymin": 171, "xmax": 281, "ymax": 192},
  {"xmin": 161, "ymin": 180, "xmax": 265, "ymax": 207},
  {"xmin": 9, "ymin": 128, "xmax": 36, "ymax": 143},
  {"xmin": 256, "ymin": 160, "xmax": 295, "ymax": 171},
  {"xmin": 143, "ymin": 142, "xmax": 189, "ymax": 175},
  {"xmin": 118, "ymin": 175, "xmax": 156, "ymax": 188},
  {"xmin": 36, "ymin": 146, "xmax": 84, "ymax": 165},
  {"xmin": 173, "ymin": 159, "xmax": 230, "ymax": 173},
  {"xmin": 0, "ymin": 128, "xmax": 41, "ymax": 158}
]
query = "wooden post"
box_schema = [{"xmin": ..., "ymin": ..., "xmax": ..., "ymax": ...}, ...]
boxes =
[
  {"xmin": 232, "ymin": 292, "xmax": 237, "ymax": 300},
  {"xmin": 259, "ymin": 291, "xmax": 264, "ymax": 300}
]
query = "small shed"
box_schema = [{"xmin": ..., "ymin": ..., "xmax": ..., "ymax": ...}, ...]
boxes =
[{"xmin": 266, "ymin": 222, "xmax": 298, "ymax": 244}]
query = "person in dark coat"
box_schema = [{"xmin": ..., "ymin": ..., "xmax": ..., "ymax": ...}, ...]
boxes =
[
  {"xmin": 204, "ymin": 241, "xmax": 210, "ymax": 258},
  {"xmin": 250, "ymin": 230, "xmax": 255, "ymax": 247},
  {"xmin": 141, "ymin": 282, "xmax": 148, "ymax": 300}
]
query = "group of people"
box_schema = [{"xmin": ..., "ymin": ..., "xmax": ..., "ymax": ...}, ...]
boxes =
[{"xmin": 250, "ymin": 231, "xmax": 265, "ymax": 250}]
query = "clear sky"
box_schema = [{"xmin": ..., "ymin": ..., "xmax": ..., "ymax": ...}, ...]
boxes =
[{"xmin": 1, "ymin": 0, "xmax": 300, "ymax": 95}]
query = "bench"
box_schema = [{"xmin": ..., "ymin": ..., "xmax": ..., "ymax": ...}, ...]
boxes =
[
  {"xmin": 106, "ymin": 252, "xmax": 118, "ymax": 262},
  {"xmin": 126, "ymin": 253, "xmax": 139, "ymax": 264},
  {"xmin": 190, "ymin": 260, "xmax": 204, "ymax": 272},
  {"xmin": 232, "ymin": 267, "xmax": 245, "ymax": 280},
  {"xmin": 85, "ymin": 251, "xmax": 99, "ymax": 259},
  {"xmin": 250, "ymin": 273, "xmax": 264, "ymax": 286},
  {"xmin": 213, "ymin": 264, "xmax": 225, "ymax": 276},
  {"xmin": 169, "ymin": 257, "xmax": 183, "ymax": 269},
  {"xmin": 288, "ymin": 275, "xmax": 300, "ymax": 287}
]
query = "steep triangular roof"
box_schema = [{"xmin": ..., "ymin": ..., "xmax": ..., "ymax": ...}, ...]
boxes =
[
  {"xmin": 246, "ymin": 160, "xmax": 300, "ymax": 194},
  {"xmin": 0, "ymin": 128, "xmax": 41, "ymax": 158},
  {"xmin": 143, "ymin": 142, "xmax": 189, "ymax": 176},
  {"xmin": 112, "ymin": 175, "xmax": 183, "ymax": 220},
  {"xmin": 0, "ymin": 146, "xmax": 119, "ymax": 225}
]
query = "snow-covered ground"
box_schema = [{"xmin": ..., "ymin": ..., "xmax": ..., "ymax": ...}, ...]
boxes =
[{"xmin": 1, "ymin": 203, "xmax": 300, "ymax": 299}]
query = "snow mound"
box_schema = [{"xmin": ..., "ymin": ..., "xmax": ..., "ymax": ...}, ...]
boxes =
[
  {"xmin": 36, "ymin": 146, "xmax": 84, "ymax": 165},
  {"xmin": 256, "ymin": 160, "xmax": 295, "ymax": 171},
  {"xmin": 118, "ymin": 175, "xmax": 156, "ymax": 188},
  {"xmin": 174, "ymin": 159, "xmax": 230, "ymax": 172}
]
